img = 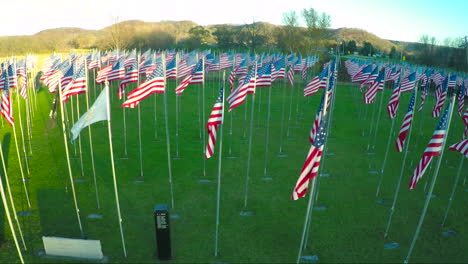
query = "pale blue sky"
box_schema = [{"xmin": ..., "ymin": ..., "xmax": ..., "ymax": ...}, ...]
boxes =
[{"xmin": 2, "ymin": 0, "xmax": 467, "ymax": 43}]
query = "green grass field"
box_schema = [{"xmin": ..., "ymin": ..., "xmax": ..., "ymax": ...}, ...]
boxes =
[{"xmin": 0, "ymin": 66, "xmax": 466, "ymax": 263}]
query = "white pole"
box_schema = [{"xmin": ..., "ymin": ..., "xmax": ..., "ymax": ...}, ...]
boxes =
[
  {"xmin": 104, "ymin": 81, "xmax": 128, "ymax": 258},
  {"xmin": 243, "ymin": 62, "xmax": 257, "ymax": 209},
  {"xmin": 0, "ymin": 162, "xmax": 25, "ymax": 263},
  {"xmin": 85, "ymin": 60, "xmax": 100, "ymax": 209},
  {"xmin": 58, "ymin": 80, "xmax": 84, "ymax": 237},
  {"xmin": 0, "ymin": 141, "xmax": 27, "ymax": 250},
  {"xmin": 15, "ymin": 90, "xmax": 30, "ymax": 176},
  {"xmin": 384, "ymin": 86, "xmax": 418, "ymax": 238},
  {"xmin": 403, "ymin": 96, "xmax": 456, "ymax": 264},
  {"xmin": 162, "ymin": 55, "xmax": 175, "ymax": 209},
  {"xmin": 214, "ymin": 72, "xmax": 225, "ymax": 257}
]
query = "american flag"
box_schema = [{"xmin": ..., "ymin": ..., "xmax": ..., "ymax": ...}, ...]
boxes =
[
  {"xmin": 62, "ymin": 63, "xmax": 87, "ymax": 103},
  {"xmin": 61, "ymin": 62, "xmax": 75, "ymax": 89},
  {"xmin": 165, "ymin": 57, "xmax": 177, "ymax": 79},
  {"xmin": 292, "ymin": 116, "xmax": 328, "ymax": 200},
  {"xmin": 304, "ymin": 66, "xmax": 328, "ymax": 97},
  {"xmin": 418, "ymin": 80, "xmax": 430, "ymax": 112},
  {"xmin": 409, "ymin": 103, "xmax": 451, "ymax": 189},
  {"xmin": 395, "ymin": 90, "xmax": 416, "ymax": 152},
  {"xmin": 7, "ymin": 64, "xmax": 17, "ymax": 89},
  {"xmin": 430, "ymin": 71, "xmax": 445, "ymax": 86},
  {"xmin": 219, "ymin": 53, "xmax": 232, "ymax": 70},
  {"xmin": 448, "ymin": 74, "xmax": 457, "ymax": 89},
  {"xmin": 360, "ymin": 66, "xmax": 379, "ymax": 90},
  {"xmin": 175, "ymin": 59, "xmax": 203, "ymax": 96},
  {"xmin": 177, "ymin": 55, "xmax": 197, "ymax": 79},
  {"xmin": 387, "ymin": 75, "xmax": 402, "ymax": 119},
  {"xmin": 139, "ymin": 55, "xmax": 156, "ymax": 76},
  {"xmin": 227, "ymin": 64, "xmax": 256, "ymax": 112},
  {"xmin": 293, "ymin": 56, "xmax": 303, "ymax": 72},
  {"xmin": 119, "ymin": 59, "xmax": 138, "ymax": 100},
  {"xmin": 228, "ymin": 69, "xmax": 237, "ymax": 92},
  {"xmin": 87, "ymin": 51, "xmax": 100, "ymax": 70},
  {"xmin": 16, "ymin": 60, "xmax": 27, "ymax": 99},
  {"xmin": 287, "ymin": 67, "xmax": 294, "ymax": 87},
  {"xmin": 124, "ymin": 52, "xmax": 137, "ymax": 68},
  {"xmin": 345, "ymin": 60, "xmax": 360, "ymax": 78},
  {"xmin": 206, "ymin": 56, "xmax": 220, "ymax": 72},
  {"xmin": 96, "ymin": 64, "xmax": 112, "ymax": 84},
  {"xmin": 46, "ymin": 60, "xmax": 71, "ymax": 93},
  {"xmin": 205, "ymin": 85, "xmax": 224, "ymax": 159},
  {"xmin": 387, "ymin": 66, "xmax": 400, "ymax": 82},
  {"xmin": 121, "ymin": 63, "xmax": 165, "ymax": 108},
  {"xmin": 235, "ymin": 60, "xmax": 248, "ymax": 75},
  {"xmin": 352, "ymin": 64, "xmax": 372, "ymax": 83},
  {"xmin": 432, "ymin": 77, "xmax": 448, "ymax": 118},
  {"xmin": 457, "ymin": 85, "xmax": 465, "ymax": 116},
  {"xmin": 190, "ymin": 59, "xmax": 204, "ymax": 84},
  {"xmin": 1, "ymin": 69, "xmax": 13, "ymax": 126},
  {"xmin": 400, "ymin": 72, "xmax": 417, "ymax": 93},
  {"xmin": 364, "ymin": 69, "xmax": 385, "ymax": 104},
  {"xmin": 107, "ymin": 57, "xmax": 125, "ymax": 82},
  {"xmin": 256, "ymin": 62, "xmax": 272, "ymax": 87},
  {"xmin": 449, "ymin": 139, "xmax": 468, "ymax": 157},
  {"xmin": 271, "ymin": 58, "xmax": 285, "ymax": 81}
]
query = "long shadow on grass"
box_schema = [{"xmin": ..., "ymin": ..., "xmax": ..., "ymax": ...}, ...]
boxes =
[
  {"xmin": 0, "ymin": 133, "xmax": 11, "ymax": 244},
  {"xmin": 37, "ymin": 189, "xmax": 82, "ymax": 238}
]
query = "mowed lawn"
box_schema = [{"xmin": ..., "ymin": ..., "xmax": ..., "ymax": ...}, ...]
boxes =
[{"xmin": 0, "ymin": 64, "xmax": 466, "ymax": 263}]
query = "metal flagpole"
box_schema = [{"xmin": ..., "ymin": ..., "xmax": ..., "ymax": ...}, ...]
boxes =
[
  {"xmin": 227, "ymin": 108, "xmax": 236, "ymax": 158},
  {"xmin": 70, "ymin": 95, "xmax": 77, "ymax": 157},
  {"xmin": 174, "ymin": 52, "xmax": 182, "ymax": 159},
  {"xmin": 15, "ymin": 90, "xmax": 30, "ymax": 176},
  {"xmin": 214, "ymin": 72, "xmax": 225, "ymax": 257},
  {"xmin": 136, "ymin": 105, "xmax": 144, "ymax": 179},
  {"xmin": 370, "ymin": 76, "xmax": 387, "ymax": 152},
  {"xmin": 162, "ymin": 56, "xmax": 175, "ymax": 209},
  {"xmin": 58, "ymin": 81, "xmax": 84, "ymax": 238},
  {"xmin": 296, "ymin": 62, "xmax": 332, "ymax": 263},
  {"xmin": 23, "ymin": 63, "xmax": 33, "ymax": 156},
  {"xmin": 76, "ymin": 92, "xmax": 86, "ymax": 180},
  {"xmin": 154, "ymin": 92, "xmax": 158, "ymax": 140},
  {"xmin": 85, "ymin": 60, "xmax": 100, "ymax": 209},
  {"xmin": 198, "ymin": 70, "xmax": 202, "ymax": 140},
  {"xmin": 11, "ymin": 92, "xmax": 31, "ymax": 208},
  {"xmin": 304, "ymin": 61, "xmax": 335, "ymax": 247},
  {"xmin": 0, "ymin": 166, "xmax": 25, "ymax": 264},
  {"xmin": 286, "ymin": 74, "xmax": 295, "ymax": 138},
  {"xmin": 366, "ymin": 96, "xmax": 378, "ymax": 153},
  {"xmin": 202, "ymin": 56, "xmax": 206, "ymax": 176},
  {"xmin": 243, "ymin": 62, "xmax": 257, "ymax": 209},
  {"xmin": 384, "ymin": 84, "xmax": 418, "ymax": 238},
  {"xmin": 104, "ymin": 82, "xmax": 128, "ymax": 258},
  {"xmin": 136, "ymin": 54, "xmax": 144, "ymax": 179},
  {"xmin": 441, "ymin": 154, "xmax": 464, "ymax": 226},
  {"xmin": 262, "ymin": 76, "xmax": 273, "ymax": 178},
  {"xmin": 278, "ymin": 66, "xmax": 288, "ymax": 157},
  {"xmin": 375, "ymin": 118, "xmax": 396, "ymax": 197},
  {"xmin": 243, "ymin": 96, "xmax": 249, "ymax": 139},
  {"xmin": 0, "ymin": 141, "xmax": 27, "ymax": 250},
  {"xmin": 403, "ymin": 96, "xmax": 456, "ymax": 264}
]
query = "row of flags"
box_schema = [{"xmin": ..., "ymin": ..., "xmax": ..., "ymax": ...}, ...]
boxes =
[{"xmin": 344, "ymin": 59, "xmax": 468, "ymax": 190}]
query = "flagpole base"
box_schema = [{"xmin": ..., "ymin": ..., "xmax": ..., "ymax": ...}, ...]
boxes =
[
  {"xmin": 17, "ymin": 211, "xmax": 33, "ymax": 216},
  {"xmin": 319, "ymin": 173, "xmax": 330, "ymax": 178},
  {"xmin": 87, "ymin": 214, "xmax": 103, "ymax": 219},
  {"xmin": 240, "ymin": 211, "xmax": 254, "ymax": 216},
  {"xmin": 375, "ymin": 199, "xmax": 388, "ymax": 204},
  {"xmin": 300, "ymin": 255, "xmax": 319, "ymax": 263},
  {"xmin": 74, "ymin": 178, "xmax": 86, "ymax": 183},
  {"xmin": 21, "ymin": 177, "xmax": 30, "ymax": 182},
  {"xmin": 277, "ymin": 153, "xmax": 287, "ymax": 158},
  {"xmin": 261, "ymin": 177, "xmax": 272, "ymax": 181},
  {"xmin": 442, "ymin": 230, "xmax": 457, "ymax": 237},
  {"xmin": 198, "ymin": 179, "xmax": 212, "ymax": 183},
  {"xmin": 368, "ymin": 171, "xmax": 379, "ymax": 174},
  {"xmin": 226, "ymin": 156, "xmax": 237, "ymax": 159},
  {"xmin": 384, "ymin": 242, "xmax": 400, "ymax": 249},
  {"xmin": 120, "ymin": 156, "xmax": 129, "ymax": 160},
  {"xmin": 313, "ymin": 206, "xmax": 327, "ymax": 211}
]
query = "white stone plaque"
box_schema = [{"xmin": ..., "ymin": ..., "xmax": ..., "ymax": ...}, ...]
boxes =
[{"xmin": 42, "ymin": 236, "xmax": 104, "ymax": 260}]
